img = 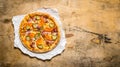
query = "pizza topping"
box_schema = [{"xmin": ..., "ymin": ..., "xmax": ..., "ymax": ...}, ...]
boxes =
[
  {"xmin": 32, "ymin": 38, "xmax": 36, "ymax": 41},
  {"xmin": 52, "ymin": 35, "xmax": 57, "ymax": 40},
  {"xmin": 29, "ymin": 33, "xmax": 35, "ymax": 38},
  {"xmin": 34, "ymin": 16, "xmax": 40, "ymax": 20},
  {"xmin": 27, "ymin": 18, "xmax": 33, "ymax": 23},
  {"xmin": 45, "ymin": 19, "xmax": 49, "ymax": 23},
  {"xmin": 34, "ymin": 33, "xmax": 41, "ymax": 40},
  {"xmin": 26, "ymin": 26, "xmax": 31, "ymax": 31},
  {"xmin": 42, "ymin": 32, "xmax": 49, "ymax": 35},
  {"xmin": 49, "ymin": 23, "xmax": 54, "ymax": 28},
  {"xmin": 32, "ymin": 16, "xmax": 41, "ymax": 24},
  {"xmin": 20, "ymin": 29, "xmax": 25, "ymax": 33},
  {"xmin": 47, "ymin": 19, "xmax": 52, "ymax": 23},
  {"xmin": 44, "ymin": 18, "xmax": 48, "ymax": 23},
  {"xmin": 37, "ymin": 26, "xmax": 41, "ymax": 30},
  {"xmin": 37, "ymin": 26, "xmax": 42, "ymax": 31},
  {"xmin": 37, "ymin": 44, "xmax": 43, "ymax": 49},
  {"xmin": 42, "ymin": 32, "xmax": 53, "ymax": 40},
  {"xmin": 35, "ymin": 20, "xmax": 40, "ymax": 23},
  {"xmin": 30, "ymin": 42, "xmax": 36, "ymax": 48},
  {"xmin": 37, "ymin": 32, "xmax": 41, "ymax": 36},
  {"xmin": 47, "ymin": 19, "xmax": 55, "ymax": 28},
  {"xmin": 52, "ymin": 32, "xmax": 57, "ymax": 40},
  {"xmin": 42, "ymin": 32, "xmax": 57, "ymax": 41},
  {"xmin": 26, "ymin": 31, "xmax": 30, "ymax": 35},
  {"xmin": 38, "ymin": 21, "xmax": 44, "ymax": 27},
  {"xmin": 33, "ymin": 16, "xmax": 39, "ymax": 21},
  {"xmin": 52, "ymin": 32, "xmax": 57, "ymax": 36},
  {"xmin": 46, "ymin": 40, "xmax": 54, "ymax": 45},
  {"xmin": 52, "ymin": 28, "xmax": 57, "ymax": 32},
  {"xmin": 40, "ymin": 16, "xmax": 47, "ymax": 23},
  {"xmin": 26, "ymin": 36, "xmax": 30, "ymax": 41},
  {"xmin": 33, "ymin": 23, "xmax": 38, "ymax": 28}
]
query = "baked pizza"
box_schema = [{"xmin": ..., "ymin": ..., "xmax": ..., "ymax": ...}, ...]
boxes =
[{"xmin": 19, "ymin": 12, "xmax": 60, "ymax": 53}]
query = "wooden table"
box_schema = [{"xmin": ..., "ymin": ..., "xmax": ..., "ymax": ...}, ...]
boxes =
[{"xmin": 0, "ymin": 0, "xmax": 120, "ymax": 67}]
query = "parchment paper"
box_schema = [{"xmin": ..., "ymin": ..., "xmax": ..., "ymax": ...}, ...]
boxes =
[{"xmin": 12, "ymin": 8, "xmax": 66, "ymax": 60}]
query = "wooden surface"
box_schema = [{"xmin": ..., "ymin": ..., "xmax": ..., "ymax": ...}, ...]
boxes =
[{"xmin": 0, "ymin": 0, "xmax": 120, "ymax": 67}]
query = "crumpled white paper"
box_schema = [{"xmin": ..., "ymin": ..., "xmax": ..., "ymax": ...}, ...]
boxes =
[{"xmin": 12, "ymin": 8, "xmax": 66, "ymax": 60}]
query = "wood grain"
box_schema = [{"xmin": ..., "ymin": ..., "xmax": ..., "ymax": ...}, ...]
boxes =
[{"xmin": 0, "ymin": 0, "xmax": 120, "ymax": 67}]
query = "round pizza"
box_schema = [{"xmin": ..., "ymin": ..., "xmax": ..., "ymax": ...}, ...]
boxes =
[{"xmin": 19, "ymin": 12, "xmax": 60, "ymax": 53}]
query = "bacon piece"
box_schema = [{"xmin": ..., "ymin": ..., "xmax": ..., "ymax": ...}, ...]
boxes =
[
  {"xmin": 30, "ymin": 42, "xmax": 35, "ymax": 48},
  {"xmin": 46, "ymin": 40, "xmax": 54, "ymax": 45},
  {"xmin": 27, "ymin": 18, "xmax": 33, "ymax": 23},
  {"xmin": 52, "ymin": 28, "xmax": 58, "ymax": 32}
]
